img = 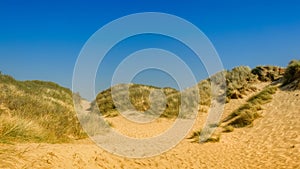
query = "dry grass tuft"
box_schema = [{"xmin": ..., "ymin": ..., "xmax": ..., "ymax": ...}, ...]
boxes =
[{"xmin": 224, "ymin": 85, "xmax": 277, "ymax": 128}]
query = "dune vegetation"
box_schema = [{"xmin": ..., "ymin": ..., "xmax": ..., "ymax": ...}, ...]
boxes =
[
  {"xmin": 222, "ymin": 85, "xmax": 278, "ymax": 128},
  {"xmin": 93, "ymin": 83, "xmax": 181, "ymax": 118},
  {"xmin": 282, "ymin": 60, "xmax": 300, "ymax": 89},
  {"xmin": 94, "ymin": 65, "xmax": 283, "ymax": 118},
  {"xmin": 0, "ymin": 60, "xmax": 297, "ymax": 144},
  {"xmin": 0, "ymin": 73, "xmax": 86, "ymax": 143},
  {"xmin": 0, "ymin": 60, "xmax": 299, "ymax": 168},
  {"xmin": 190, "ymin": 60, "xmax": 300, "ymax": 142},
  {"xmin": 187, "ymin": 65, "xmax": 285, "ymax": 142}
]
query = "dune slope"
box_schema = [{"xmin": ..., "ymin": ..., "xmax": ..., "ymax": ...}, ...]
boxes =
[{"xmin": 1, "ymin": 86, "xmax": 299, "ymax": 169}]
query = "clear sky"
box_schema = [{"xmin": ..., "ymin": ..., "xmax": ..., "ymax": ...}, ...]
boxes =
[{"xmin": 1, "ymin": 0, "xmax": 300, "ymax": 93}]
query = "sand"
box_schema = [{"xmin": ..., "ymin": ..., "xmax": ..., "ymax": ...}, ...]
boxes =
[{"xmin": 1, "ymin": 86, "xmax": 299, "ymax": 169}]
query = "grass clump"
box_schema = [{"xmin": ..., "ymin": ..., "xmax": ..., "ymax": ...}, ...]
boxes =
[
  {"xmin": 251, "ymin": 66, "xmax": 285, "ymax": 82},
  {"xmin": 197, "ymin": 79, "xmax": 212, "ymax": 106},
  {"xmin": 205, "ymin": 135, "xmax": 220, "ymax": 142},
  {"xmin": 188, "ymin": 130, "xmax": 221, "ymax": 143},
  {"xmin": 226, "ymin": 66, "xmax": 258, "ymax": 100},
  {"xmin": 247, "ymin": 86, "xmax": 277, "ymax": 105},
  {"xmin": 187, "ymin": 130, "xmax": 202, "ymax": 139},
  {"xmin": 0, "ymin": 115, "xmax": 46, "ymax": 143},
  {"xmin": 188, "ymin": 127, "xmax": 221, "ymax": 143},
  {"xmin": 224, "ymin": 85, "xmax": 277, "ymax": 128},
  {"xmin": 282, "ymin": 60, "xmax": 300, "ymax": 89},
  {"xmin": 223, "ymin": 125, "xmax": 234, "ymax": 133}
]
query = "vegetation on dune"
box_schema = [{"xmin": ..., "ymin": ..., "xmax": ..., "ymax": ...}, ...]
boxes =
[
  {"xmin": 94, "ymin": 83, "xmax": 181, "ymax": 118},
  {"xmin": 282, "ymin": 60, "xmax": 300, "ymax": 89},
  {"xmin": 197, "ymin": 79, "xmax": 212, "ymax": 106},
  {"xmin": 193, "ymin": 66, "xmax": 258, "ymax": 107},
  {"xmin": 188, "ymin": 129, "xmax": 221, "ymax": 143},
  {"xmin": 251, "ymin": 65, "xmax": 285, "ymax": 82},
  {"xmin": 225, "ymin": 66, "xmax": 258, "ymax": 100},
  {"xmin": 1, "ymin": 59, "xmax": 296, "ymax": 144},
  {"xmin": 0, "ymin": 115, "xmax": 46, "ymax": 143},
  {"xmin": 190, "ymin": 85, "xmax": 277, "ymax": 143},
  {"xmin": 222, "ymin": 125, "xmax": 234, "ymax": 133},
  {"xmin": 94, "ymin": 66, "xmax": 271, "ymax": 118},
  {"xmin": 0, "ymin": 73, "xmax": 86, "ymax": 143},
  {"xmin": 189, "ymin": 60, "xmax": 299, "ymax": 143},
  {"xmin": 223, "ymin": 85, "xmax": 277, "ymax": 128}
]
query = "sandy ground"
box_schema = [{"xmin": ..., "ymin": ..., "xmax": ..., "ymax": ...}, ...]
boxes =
[{"xmin": 1, "ymin": 85, "xmax": 300, "ymax": 169}]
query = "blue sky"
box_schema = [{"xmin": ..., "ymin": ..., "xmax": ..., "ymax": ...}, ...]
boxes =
[{"xmin": 1, "ymin": 0, "xmax": 300, "ymax": 94}]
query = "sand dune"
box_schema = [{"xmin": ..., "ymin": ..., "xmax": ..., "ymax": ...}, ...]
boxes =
[{"xmin": 1, "ymin": 87, "xmax": 299, "ymax": 169}]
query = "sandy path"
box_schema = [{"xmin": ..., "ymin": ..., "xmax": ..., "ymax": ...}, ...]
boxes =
[{"xmin": 1, "ymin": 87, "xmax": 299, "ymax": 169}]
